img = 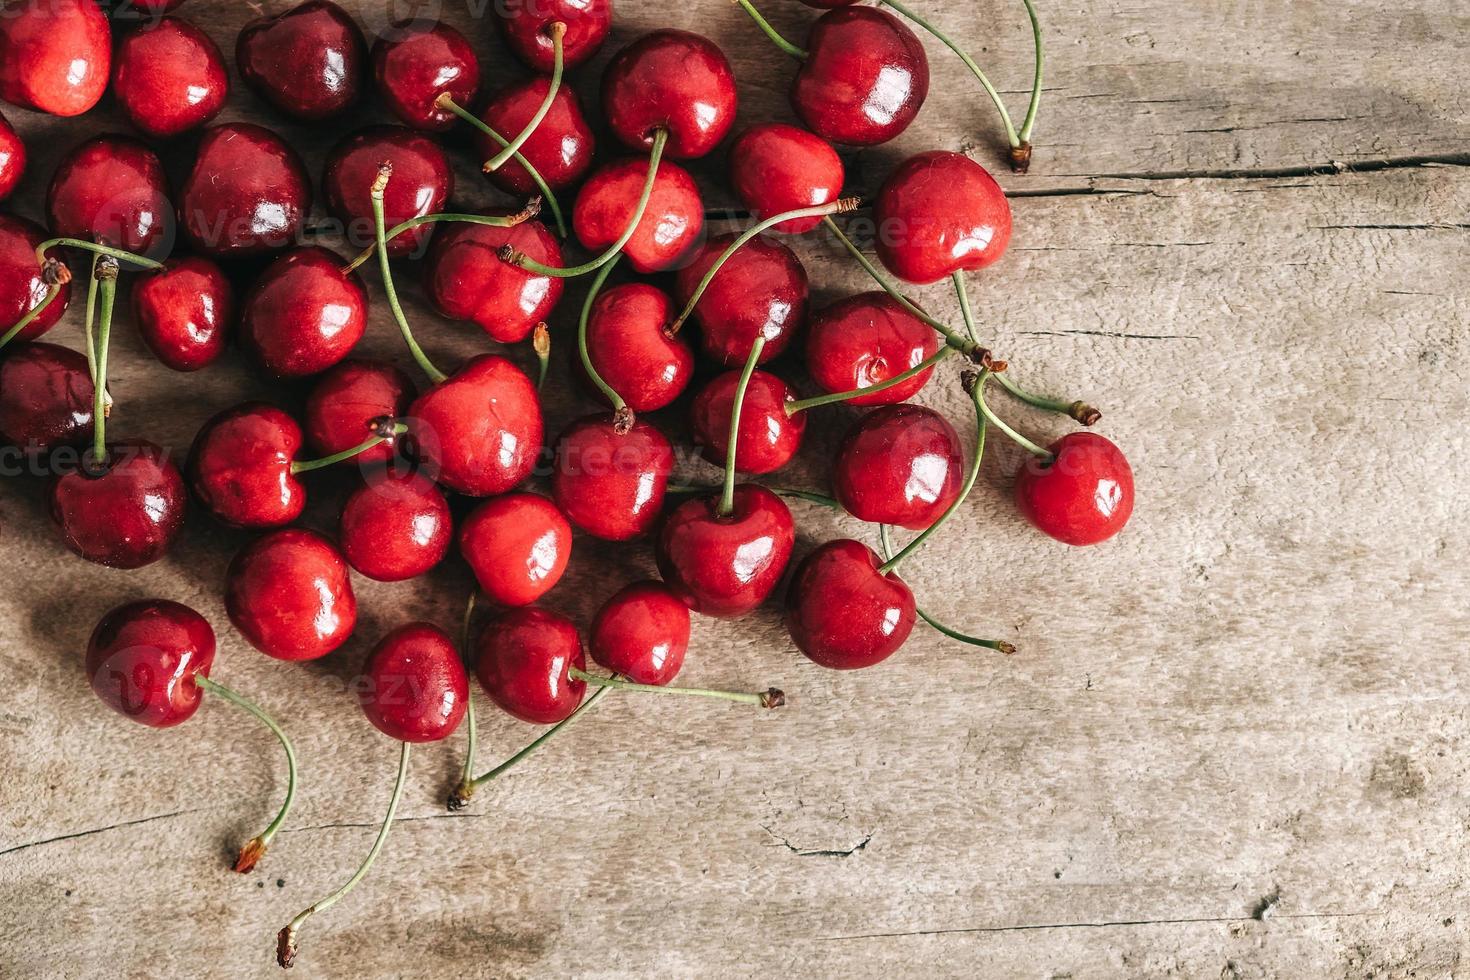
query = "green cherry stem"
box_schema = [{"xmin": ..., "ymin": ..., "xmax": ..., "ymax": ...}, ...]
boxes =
[
  {"xmin": 1017, "ymin": 0, "xmax": 1044, "ymax": 158},
  {"xmin": 343, "ymin": 202, "xmax": 542, "ymax": 274},
  {"xmin": 0, "ymin": 257, "xmax": 69, "ymax": 353},
  {"xmin": 80, "ymin": 253, "xmax": 100, "ymax": 381},
  {"xmin": 952, "ymin": 270, "xmax": 980, "ymax": 344},
  {"xmin": 733, "ymin": 0, "xmax": 808, "ymax": 60},
  {"xmin": 576, "ymin": 253, "xmax": 631, "ymax": 427},
  {"xmin": 666, "ymin": 484, "xmax": 840, "ymax": 510},
  {"xmin": 461, "ymin": 684, "xmax": 615, "ymax": 795},
  {"xmin": 567, "ymin": 668, "xmax": 786, "ymax": 707},
  {"xmin": 974, "ymin": 370, "xmax": 1052, "ymax": 459},
  {"xmin": 533, "ymin": 322, "xmax": 551, "ymax": 391},
  {"xmin": 288, "ymin": 421, "xmax": 408, "ymax": 474},
  {"xmin": 89, "ymin": 260, "xmax": 118, "ymax": 464},
  {"xmin": 484, "ymin": 22, "xmax": 565, "ymax": 173},
  {"xmin": 720, "ymin": 334, "xmax": 767, "ymax": 517},
  {"xmin": 33, "ymin": 238, "xmax": 163, "ymax": 271},
  {"xmin": 434, "ymin": 93, "xmax": 567, "ymax": 237},
  {"xmin": 994, "ymin": 371, "xmax": 1099, "ymax": 425},
  {"xmin": 877, "ymin": 524, "xmax": 1016, "ymax": 654},
  {"xmin": 373, "ymin": 164, "xmax": 447, "ymax": 385},
  {"xmin": 447, "ymin": 591, "xmax": 480, "ymax": 812},
  {"xmin": 785, "ymin": 346, "xmax": 956, "ymax": 415}
]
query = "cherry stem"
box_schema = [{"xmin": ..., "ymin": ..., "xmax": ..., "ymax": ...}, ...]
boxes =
[
  {"xmin": 568, "ymin": 667, "xmax": 785, "ymax": 708},
  {"xmin": 448, "ymin": 591, "xmax": 479, "ymax": 811},
  {"xmin": 785, "ymin": 346, "xmax": 955, "ymax": 415},
  {"xmin": 343, "ymin": 204, "xmax": 541, "ymax": 274},
  {"xmin": 462, "ymin": 684, "xmax": 615, "ymax": 795},
  {"xmin": 434, "ymin": 93, "xmax": 567, "ymax": 237},
  {"xmin": 733, "ymin": 0, "xmax": 808, "ymax": 60},
  {"xmin": 994, "ymin": 372, "xmax": 1100, "ymax": 425},
  {"xmin": 484, "ymin": 23, "xmax": 565, "ymax": 173},
  {"xmin": 1018, "ymin": 0, "xmax": 1044, "ymax": 146},
  {"xmin": 372, "ymin": 165, "xmax": 448, "ymax": 385},
  {"xmin": 277, "ymin": 741, "xmax": 410, "ymax": 969},
  {"xmin": 667, "ymin": 483, "xmax": 840, "ymax": 510},
  {"xmin": 974, "ymin": 370, "xmax": 1052, "ymax": 459},
  {"xmin": 533, "ymin": 322, "xmax": 551, "ymax": 391},
  {"xmin": 0, "ymin": 283, "xmax": 61, "ymax": 353},
  {"xmin": 720, "ymin": 334, "xmax": 767, "ymax": 517},
  {"xmin": 576, "ymin": 252, "xmax": 628, "ymax": 417},
  {"xmin": 289, "ymin": 420, "xmax": 407, "ymax": 474},
  {"xmin": 877, "ymin": 525, "xmax": 1017, "ymax": 654},
  {"xmin": 195, "ymin": 675, "xmax": 299, "ymax": 873},
  {"xmin": 81, "ymin": 253, "xmax": 100, "ymax": 381},
  {"xmin": 951, "ymin": 270, "xmax": 980, "ymax": 344},
  {"xmin": 33, "ymin": 238, "xmax": 163, "ymax": 271},
  {"xmin": 89, "ymin": 260, "xmax": 118, "ymax": 464}
]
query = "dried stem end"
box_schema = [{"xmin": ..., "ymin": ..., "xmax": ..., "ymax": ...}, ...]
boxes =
[
  {"xmin": 510, "ymin": 196, "xmax": 543, "ymax": 224},
  {"xmin": 996, "ymin": 641, "xmax": 1018, "ymax": 656},
  {"xmin": 960, "ymin": 369, "xmax": 981, "ymax": 395},
  {"xmin": 760, "ymin": 688, "xmax": 786, "ymax": 709},
  {"xmin": 233, "ymin": 837, "xmax": 267, "ymax": 874},
  {"xmin": 532, "ymin": 322, "xmax": 551, "ymax": 357},
  {"xmin": 496, "ymin": 244, "xmax": 525, "ymax": 266},
  {"xmin": 95, "ymin": 256, "xmax": 119, "ymax": 282},
  {"xmin": 832, "ymin": 196, "xmax": 862, "ymax": 215},
  {"xmin": 1069, "ymin": 402, "xmax": 1102, "ymax": 426},
  {"xmin": 41, "ymin": 258, "xmax": 71, "ymax": 286},
  {"xmin": 612, "ymin": 405, "xmax": 635, "ymax": 435},
  {"xmin": 371, "ymin": 161, "xmax": 393, "ymax": 199},
  {"xmin": 446, "ymin": 781, "xmax": 475, "ymax": 812},
  {"xmin": 276, "ymin": 926, "xmax": 298, "ymax": 969},
  {"xmin": 1010, "ymin": 142, "xmax": 1033, "ymax": 174}
]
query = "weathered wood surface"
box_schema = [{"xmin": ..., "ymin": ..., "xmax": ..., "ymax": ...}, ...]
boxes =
[{"xmin": 2, "ymin": 1, "xmax": 1469, "ymax": 977}]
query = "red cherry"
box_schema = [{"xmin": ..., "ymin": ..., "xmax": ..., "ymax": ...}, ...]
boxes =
[
  {"xmin": 458, "ymin": 492, "xmax": 571, "ymax": 607},
  {"xmin": 1014, "ymin": 432, "xmax": 1134, "ymax": 546},
  {"xmin": 131, "ymin": 256, "xmax": 234, "ymax": 372},
  {"xmin": 728, "ymin": 124, "xmax": 844, "ymax": 234},
  {"xmin": 495, "ymin": 0, "xmax": 611, "ymax": 73},
  {"xmin": 86, "ymin": 600, "xmax": 215, "ymax": 728},
  {"xmin": 0, "ymin": 110, "xmax": 27, "ymax": 201},
  {"xmin": 674, "ymin": 233, "xmax": 808, "ymax": 366},
  {"xmin": 785, "ymin": 539, "xmax": 916, "ymax": 669},
  {"xmin": 656, "ymin": 485, "xmax": 795, "ymax": 618},
  {"xmin": 371, "ymin": 19, "xmax": 480, "ymax": 131},
  {"xmin": 323, "ymin": 126, "xmax": 453, "ymax": 257},
  {"xmin": 476, "ymin": 78, "xmax": 594, "ymax": 195},
  {"xmin": 590, "ymin": 581, "xmax": 689, "ymax": 685},
  {"xmin": 49, "ymin": 442, "xmax": 188, "ymax": 569},
  {"xmin": 602, "ymin": 30, "xmax": 737, "ymax": 159},
  {"xmin": 408, "ymin": 354, "xmax": 543, "ymax": 497},
  {"xmin": 46, "ymin": 136, "xmax": 172, "ymax": 258},
  {"xmin": 304, "ymin": 359, "xmax": 414, "ymax": 467},
  {"xmin": 341, "ymin": 471, "xmax": 451, "ymax": 582},
  {"xmin": 113, "ymin": 17, "xmax": 229, "ymax": 139},
  {"xmin": 474, "ymin": 607, "xmax": 586, "ymax": 725},
  {"xmin": 424, "ymin": 215, "xmax": 563, "ymax": 344},
  {"xmin": 690, "ymin": 370, "xmax": 805, "ymax": 475},
  {"xmin": 359, "ymin": 623, "xmax": 468, "ymax": 742},
  {"xmin": 833, "ymin": 404, "xmax": 963, "ymax": 530},
  {"xmin": 226, "ymin": 528, "xmax": 357, "ymax": 661},
  {"xmin": 874, "ymin": 150, "xmax": 1012, "ymax": 284},
  {"xmin": 0, "ymin": 0, "xmax": 110, "ymax": 117},
  {"xmin": 0, "ymin": 342, "xmax": 94, "ymax": 451},
  {"xmin": 805, "ymin": 291, "xmax": 939, "ymax": 406},
  {"xmin": 179, "ymin": 123, "xmax": 312, "ymax": 257},
  {"xmin": 239, "ymin": 246, "xmax": 367, "ymax": 378},
  {"xmin": 581, "ymin": 283, "xmax": 693, "ymax": 412},
  {"xmin": 0, "ymin": 216, "xmax": 71, "ymax": 343},
  {"xmin": 187, "ymin": 402, "xmax": 305, "ymax": 529},
  {"xmin": 236, "ymin": 0, "xmax": 366, "ymax": 121},
  {"xmin": 572, "ymin": 157, "xmax": 704, "ymax": 274},
  {"xmin": 551, "ymin": 414, "xmax": 673, "ymax": 541},
  {"xmin": 792, "ymin": 7, "xmax": 928, "ymax": 146}
]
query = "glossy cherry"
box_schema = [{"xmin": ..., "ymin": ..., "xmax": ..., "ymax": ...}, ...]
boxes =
[
  {"xmin": 86, "ymin": 600, "xmax": 215, "ymax": 728},
  {"xmin": 495, "ymin": 0, "xmax": 612, "ymax": 73},
  {"xmin": 589, "ymin": 581, "xmax": 690, "ymax": 686},
  {"xmin": 805, "ymin": 291, "xmax": 940, "ymax": 405},
  {"xmin": 834, "ymin": 405, "xmax": 963, "ymax": 530},
  {"xmin": 656, "ymin": 485, "xmax": 795, "ymax": 618},
  {"xmin": 304, "ymin": 359, "xmax": 414, "ymax": 467},
  {"xmin": 131, "ymin": 257, "xmax": 233, "ymax": 372},
  {"xmin": 792, "ymin": 7, "xmax": 928, "ymax": 146},
  {"xmin": 581, "ymin": 283, "xmax": 694, "ymax": 412},
  {"xmin": 551, "ymin": 414, "xmax": 673, "ymax": 541},
  {"xmin": 188, "ymin": 403, "xmax": 306, "ymax": 529},
  {"xmin": 341, "ymin": 471, "xmax": 452, "ymax": 581},
  {"xmin": 46, "ymin": 136, "xmax": 173, "ymax": 257},
  {"xmin": 226, "ymin": 528, "xmax": 357, "ymax": 661},
  {"xmin": 785, "ymin": 539, "xmax": 916, "ymax": 669},
  {"xmin": 874, "ymin": 150, "xmax": 1012, "ymax": 284},
  {"xmin": 409, "ymin": 354, "xmax": 542, "ymax": 497},
  {"xmin": 602, "ymin": 29, "xmax": 737, "ymax": 159},
  {"xmin": 0, "ymin": 342, "xmax": 94, "ymax": 450},
  {"xmin": 424, "ymin": 215, "xmax": 563, "ymax": 344},
  {"xmin": 0, "ymin": 110, "xmax": 26, "ymax": 201},
  {"xmin": 359, "ymin": 622, "xmax": 468, "ymax": 742},
  {"xmin": 324, "ymin": 126, "xmax": 453, "ymax": 257},
  {"xmin": 239, "ymin": 246, "xmax": 368, "ymax": 378},
  {"xmin": 236, "ymin": 0, "xmax": 366, "ymax": 121},
  {"xmin": 728, "ymin": 124, "xmax": 844, "ymax": 233},
  {"xmin": 0, "ymin": 0, "xmax": 110, "ymax": 117},
  {"xmin": 458, "ymin": 492, "xmax": 572, "ymax": 607},
  {"xmin": 572, "ymin": 157, "xmax": 704, "ymax": 274},
  {"xmin": 475, "ymin": 607, "xmax": 586, "ymax": 725},
  {"xmin": 477, "ymin": 79, "xmax": 594, "ymax": 195},
  {"xmin": 674, "ymin": 233, "xmax": 808, "ymax": 366},
  {"xmin": 113, "ymin": 17, "xmax": 229, "ymax": 139},
  {"xmin": 49, "ymin": 442, "xmax": 188, "ymax": 569},
  {"xmin": 179, "ymin": 123, "xmax": 312, "ymax": 257},
  {"xmin": 690, "ymin": 371, "xmax": 805, "ymax": 475},
  {"xmin": 371, "ymin": 19, "xmax": 480, "ymax": 131},
  {"xmin": 1014, "ymin": 432, "xmax": 1134, "ymax": 546},
  {"xmin": 0, "ymin": 216, "xmax": 71, "ymax": 343}
]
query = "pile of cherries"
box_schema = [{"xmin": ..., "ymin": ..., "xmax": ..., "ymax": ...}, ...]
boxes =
[{"xmin": 0, "ymin": 0, "xmax": 1133, "ymax": 967}]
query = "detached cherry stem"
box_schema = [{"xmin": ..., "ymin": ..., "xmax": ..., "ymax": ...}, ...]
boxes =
[
  {"xmin": 568, "ymin": 668, "xmax": 785, "ymax": 708},
  {"xmin": 342, "ymin": 200, "xmax": 542, "ymax": 274},
  {"xmin": 447, "ymin": 591, "xmax": 480, "ymax": 812},
  {"xmin": 576, "ymin": 253, "xmax": 632, "ymax": 428},
  {"xmin": 372, "ymin": 164, "xmax": 447, "ymax": 385},
  {"xmin": 877, "ymin": 524, "xmax": 1016, "ymax": 655},
  {"xmin": 785, "ymin": 346, "xmax": 955, "ymax": 415},
  {"xmin": 484, "ymin": 22, "xmax": 565, "ymax": 173},
  {"xmin": 434, "ymin": 92, "xmax": 567, "ymax": 237},
  {"xmin": 458, "ymin": 685, "xmax": 616, "ymax": 800},
  {"xmin": 720, "ymin": 334, "xmax": 767, "ymax": 517},
  {"xmin": 289, "ymin": 419, "xmax": 407, "ymax": 474},
  {"xmin": 733, "ymin": 0, "xmax": 808, "ymax": 60}
]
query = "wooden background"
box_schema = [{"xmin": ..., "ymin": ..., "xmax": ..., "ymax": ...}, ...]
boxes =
[{"xmin": 3, "ymin": 0, "xmax": 1468, "ymax": 976}]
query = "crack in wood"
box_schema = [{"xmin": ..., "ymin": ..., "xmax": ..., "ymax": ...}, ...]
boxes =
[
  {"xmin": 0, "ymin": 807, "xmax": 207, "ymax": 858},
  {"xmin": 819, "ymin": 910, "xmax": 1381, "ymax": 942},
  {"xmin": 761, "ymin": 825, "xmax": 873, "ymax": 858}
]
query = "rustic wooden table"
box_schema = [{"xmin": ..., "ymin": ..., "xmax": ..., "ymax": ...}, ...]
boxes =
[{"xmin": 3, "ymin": 1, "xmax": 1467, "ymax": 976}]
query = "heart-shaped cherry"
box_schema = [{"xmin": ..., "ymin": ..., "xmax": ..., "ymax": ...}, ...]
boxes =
[
  {"xmin": 551, "ymin": 413, "xmax": 673, "ymax": 541},
  {"xmin": 459, "ymin": 492, "xmax": 572, "ymax": 607},
  {"xmin": 188, "ymin": 403, "xmax": 307, "ymax": 529},
  {"xmin": 178, "ymin": 123, "xmax": 312, "ymax": 257},
  {"xmin": 475, "ymin": 607, "xmax": 586, "ymax": 724},
  {"xmin": 49, "ymin": 441, "xmax": 188, "ymax": 569},
  {"xmin": 340, "ymin": 470, "xmax": 452, "ymax": 581},
  {"xmin": 805, "ymin": 291, "xmax": 940, "ymax": 406},
  {"xmin": 409, "ymin": 354, "xmax": 543, "ymax": 497},
  {"xmin": 875, "ymin": 150, "xmax": 1012, "ymax": 285},
  {"xmin": 226, "ymin": 528, "xmax": 357, "ymax": 661},
  {"xmin": 571, "ymin": 157, "xmax": 705, "ymax": 274},
  {"xmin": 324, "ymin": 126, "xmax": 453, "ymax": 257},
  {"xmin": 424, "ymin": 214, "xmax": 563, "ymax": 344},
  {"xmin": 656, "ymin": 484, "xmax": 795, "ymax": 618},
  {"xmin": 1014, "ymin": 432, "xmax": 1134, "ymax": 546},
  {"xmin": 0, "ymin": 216, "xmax": 71, "ymax": 345},
  {"xmin": 371, "ymin": 19, "xmax": 480, "ymax": 131},
  {"xmin": 833, "ymin": 404, "xmax": 963, "ymax": 530},
  {"xmin": 46, "ymin": 136, "xmax": 173, "ymax": 258},
  {"xmin": 477, "ymin": 78, "xmax": 594, "ymax": 196},
  {"xmin": 690, "ymin": 370, "xmax": 805, "ymax": 475},
  {"xmin": 237, "ymin": 0, "xmax": 366, "ymax": 120},
  {"xmin": 113, "ymin": 17, "xmax": 228, "ymax": 139},
  {"xmin": 790, "ymin": 7, "xmax": 928, "ymax": 146},
  {"xmin": 304, "ymin": 359, "xmax": 414, "ymax": 467},
  {"xmin": 673, "ymin": 232, "xmax": 807, "ymax": 366},
  {"xmin": 0, "ymin": 110, "xmax": 26, "ymax": 201},
  {"xmin": 580, "ymin": 282, "xmax": 694, "ymax": 412},
  {"xmin": 0, "ymin": 342, "xmax": 94, "ymax": 451},
  {"xmin": 131, "ymin": 256, "xmax": 234, "ymax": 372},
  {"xmin": 590, "ymin": 581, "xmax": 690, "ymax": 685},
  {"xmin": 495, "ymin": 0, "xmax": 611, "ymax": 73},
  {"xmin": 728, "ymin": 123, "xmax": 844, "ymax": 233},
  {"xmin": 239, "ymin": 246, "xmax": 368, "ymax": 377},
  {"xmin": 602, "ymin": 29, "xmax": 737, "ymax": 159},
  {"xmin": 0, "ymin": 0, "xmax": 110, "ymax": 117},
  {"xmin": 786, "ymin": 538, "xmax": 916, "ymax": 669}
]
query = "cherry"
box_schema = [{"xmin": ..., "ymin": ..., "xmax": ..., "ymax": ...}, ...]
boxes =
[
  {"xmin": 673, "ymin": 233, "xmax": 808, "ymax": 366},
  {"xmin": 408, "ymin": 354, "xmax": 543, "ymax": 497},
  {"xmin": 477, "ymin": 79, "xmax": 594, "ymax": 196},
  {"xmin": 690, "ymin": 370, "xmax": 805, "ymax": 475},
  {"xmin": 112, "ymin": 17, "xmax": 229, "ymax": 139},
  {"xmin": 424, "ymin": 215, "xmax": 563, "ymax": 344},
  {"xmin": 131, "ymin": 256, "xmax": 234, "ymax": 372},
  {"xmin": 1014, "ymin": 432, "xmax": 1134, "ymax": 546},
  {"xmin": 0, "ymin": 0, "xmax": 110, "ymax": 117},
  {"xmin": 571, "ymin": 157, "xmax": 704, "ymax": 274},
  {"xmin": 46, "ymin": 136, "xmax": 173, "ymax": 258},
  {"xmin": 340, "ymin": 471, "xmax": 451, "ymax": 582},
  {"xmin": 805, "ymin": 291, "xmax": 940, "ymax": 406},
  {"xmin": 551, "ymin": 414, "xmax": 673, "ymax": 541},
  {"xmin": 495, "ymin": 0, "xmax": 611, "ymax": 73},
  {"xmin": 833, "ymin": 404, "xmax": 963, "ymax": 530},
  {"xmin": 371, "ymin": 20, "xmax": 480, "ymax": 131},
  {"xmin": 178, "ymin": 123, "xmax": 312, "ymax": 258},
  {"xmin": 874, "ymin": 150, "xmax": 1012, "ymax": 285},
  {"xmin": 581, "ymin": 283, "xmax": 693, "ymax": 412},
  {"xmin": 86, "ymin": 599, "xmax": 214, "ymax": 728},
  {"xmin": 236, "ymin": 0, "xmax": 366, "ymax": 121},
  {"xmin": 791, "ymin": 7, "xmax": 929, "ymax": 146},
  {"xmin": 589, "ymin": 581, "xmax": 690, "ymax": 685},
  {"xmin": 304, "ymin": 359, "xmax": 414, "ymax": 467},
  {"xmin": 474, "ymin": 607, "xmax": 586, "ymax": 725},
  {"xmin": 728, "ymin": 124, "xmax": 844, "ymax": 233},
  {"xmin": 656, "ymin": 484, "xmax": 795, "ymax": 618},
  {"xmin": 49, "ymin": 442, "xmax": 188, "ymax": 569},
  {"xmin": 187, "ymin": 402, "xmax": 307, "ymax": 529},
  {"xmin": 0, "ymin": 110, "xmax": 26, "ymax": 201},
  {"xmin": 226, "ymin": 528, "xmax": 357, "ymax": 661},
  {"xmin": 785, "ymin": 539, "xmax": 916, "ymax": 669},
  {"xmin": 602, "ymin": 30, "xmax": 737, "ymax": 159},
  {"xmin": 458, "ymin": 492, "xmax": 572, "ymax": 607},
  {"xmin": 324, "ymin": 126, "xmax": 453, "ymax": 257},
  {"xmin": 239, "ymin": 246, "xmax": 367, "ymax": 378},
  {"xmin": 0, "ymin": 216, "xmax": 71, "ymax": 344},
  {"xmin": 358, "ymin": 622, "xmax": 469, "ymax": 741},
  {"xmin": 0, "ymin": 342, "xmax": 94, "ymax": 451}
]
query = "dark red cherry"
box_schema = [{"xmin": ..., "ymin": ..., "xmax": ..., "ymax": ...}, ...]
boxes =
[
  {"xmin": 477, "ymin": 79, "xmax": 594, "ymax": 195},
  {"xmin": 86, "ymin": 600, "xmax": 215, "ymax": 728},
  {"xmin": 792, "ymin": 7, "xmax": 928, "ymax": 146},
  {"xmin": 874, "ymin": 150, "xmax": 1012, "ymax": 284},
  {"xmin": 656, "ymin": 485, "xmax": 795, "ymax": 618},
  {"xmin": 113, "ymin": 17, "xmax": 229, "ymax": 139},
  {"xmin": 409, "ymin": 354, "xmax": 542, "ymax": 497},
  {"xmin": 495, "ymin": 0, "xmax": 611, "ymax": 73},
  {"xmin": 728, "ymin": 124, "xmax": 843, "ymax": 233},
  {"xmin": 371, "ymin": 19, "xmax": 480, "ymax": 131},
  {"xmin": 0, "ymin": 342, "xmax": 94, "ymax": 451},
  {"xmin": 475, "ymin": 607, "xmax": 585, "ymax": 725},
  {"xmin": 602, "ymin": 29, "xmax": 737, "ymax": 159},
  {"xmin": 49, "ymin": 442, "xmax": 187, "ymax": 569},
  {"xmin": 304, "ymin": 359, "xmax": 414, "ymax": 467},
  {"xmin": 690, "ymin": 370, "xmax": 805, "ymax": 475},
  {"xmin": 46, "ymin": 136, "xmax": 172, "ymax": 257},
  {"xmin": 0, "ymin": 0, "xmax": 110, "ymax": 117},
  {"xmin": 187, "ymin": 402, "xmax": 305, "ymax": 529},
  {"xmin": 458, "ymin": 492, "xmax": 571, "ymax": 607},
  {"xmin": 572, "ymin": 157, "xmax": 704, "ymax": 274},
  {"xmin": 0, "ymin": 110, "xmax": 26, "ymax": 201},
  {"xmin": 359, "ymin": 622, "xmax": 468, "ymax": 742},
  {"xmin": 786, "ymin": 539, "xmax": 915, "ymax": 669},
  {"xmin": 226, "ymin": 528, "xmax": 357, "ymax": 661},
  {"xmin": 551, "ymin": 414, "xmax": 673, "ymax": 541},
  {"xmin": 424, "ymin": 215, "xmax": 563, "ymax": 344},
  {"xmin": 805, "ymin": 291, "xmax": 939, "ymax": 406},
  {"xmin": 131, "ymin": 256, "xmax": 234, "ymax": 372},
  {"xmin": 590, "ymin": 581, "xmax": 689, "ymax": 686},
  {"xmin": 179, "ymin": 123, "xmax": 312, "ymax": 257},
  {"xmin": 239, "ymin": 246, "xmax": 367, "ymax": 378},
  {"xmin": 1014, "ymin": 432, "xmax": 1134, "ymax": 546},
  {"xmin": 341, "ymin": 471, "xmax": 451, "ymax": 581},
  {"xmin": 323, "ymin": 126, "xmax": 453, "ymax": 257},
  {"xmin": 833, "ymin": 404, "xmax": 963, "ymax": 530},
  {"xmin": 0, "ymin": 216, "xmax": 71, "ymax": 343},
  {"xmin": 582, "ymin": 282, "xmax": 693, "ymax": 412},
  {"xmin": 674, "ymin": 233, "xmax": 808, "ymax": 366},
  {"xmin": 236, "ymin": 0, "xmax": 366, "ymax": 121}
]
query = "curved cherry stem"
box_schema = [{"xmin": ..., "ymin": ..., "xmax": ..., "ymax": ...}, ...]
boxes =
[
  {"xmin": 434, "ymin": 93, "xmax": 567, "ymax": 237},
  {"xmin": 460, "ymin": 684, "xmax": 614, "ymax": 796},
  {"xmin": 974, "ymin": 370, "xmax": 1052, "ymax": 459},
  {"xmin": 877, "ymin": 524, "xmax": 1016, "ymax": 654},
  {"xmin": 343, "ymin": 204, "xmax": 541, "ymax": 274},
  {"xmin": 733, "ymin": 0, "xmax": 808, "ymax": 60},
  {"xmin": 277, "ymin": 741, "xmax": 410, "ymax": 970},
  {"xmin": 0, "ymin": 278, "xmax": 63, "ymax": 353},
  {"xmin": 89, "ymin": 262, "xmax": 118, "ymax": 464},
  {"xmin": 289, "ymin": 421, "xmax": 408, "ymax": 474},
  {"xmin": 568, "ymin": 668, "xmax": 785, "ymax": 708},
  {"xmin": 994, "ymin": 372, "xmax": 1099, "ymax": 425},
  {"xmin": 1018, "ymin": 0, "xmax": 1044, "ymax": 148},
  {"xmin": 372, "ymin": 165, "xmax": 448, "ymax": 385},
  {"xmin": 448, "ymin": 591, "xmax": 480, "ymax": 811},
  {"xmin": 80, "ymin": 253, "xmax": 100, "ymax": 381},
  {"xmin": 952, "ymin": 270, "xmax": 980, "ymax": 344},
  {"xmin": 484, "ymin": 23, "xmax": 565, "ymax": 173},
  {"xmin": 195, "ymin": 675, "xmax": 299, "ymax": 874},
  {"xmin": 533, "ymin": 323, "xmax": 551, "ymax": 391},
  {"xmin": 34, "ymin": 238, "xmax": 162, "ymax": 271},
  {"xmin": 576, "ymin": 253, "xmax": 628, "ymax": 419},
  {"xmin": 785, "ymin": 346, "xmax": 955, "ymax": 415},
  {"xmin": 667, "ymin": 483, "xmax": 840, "ymax": 510},
  {"xmin": 720, "ymin": 335, "xmax": 767, "ymax": 517}
]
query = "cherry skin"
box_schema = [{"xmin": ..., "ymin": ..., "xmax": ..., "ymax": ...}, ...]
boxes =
[
  {"xmin": 304, "ymin": 359, "xmax": 414, "ymax": 467},
  {"xmin": 477, "ymin": 79, "xmax": 594, "ymax": 196},
  {"xmin": 551, "ymin": 414, "xmax": 673, "ymax": 541},
  {"xmin": 179, "ymin": 123, "xmax": 312, "ymax": 258},
  {"xmin": 409, "ymin": 354, "xmax": 543, "ymax": 497},
  {"xmin": 590, "ymin": 581, "xmax": 690, "ymax": 686},
  {"xmin": 46, "ymin": 136, "xmax": 173, "ymax": 258},
  {"xmin": 874, "ymin": 150, "xmax": 1012, "ymax": 285},
  {"xmin": 0, "ymin": 343, "xmax": 94, "ymax": 451},
  {"xmin": 805, "ymin": 291, "xmax": 939, "ymax": 406},
  {"xmin": 674, "ymin": 233, "xmax": 808, "ymax": 366},
  {"xmin": 239, "ymin": 246, "xmax": 368, "ymax": 378},
  {"xmin": 424, "ymin": 215, "xmax": 563, "ymax": 344},
  {"xmin": 86, "ymin": 600, "xmax": 216, "ymax": 728},
  {"xmin": 728, "ymin": 124, "xmax": 844, "ymax": 234},
  {"xmin": 572, "ymin": 157, "xmax": 705, "ymax": 274},
  {"xmin": 475, "ymin": 607, "xmax": 586, "ymax": 725},
  {"xmin": 792, "ymin": 7, "xmax": 928, "ymax": 147},
  {"xmin": 581, "ymin": 283, "xmax": 694, "ymax": 412},
  {"xmin": 187, "ymin": 402, "xmax": 306, "ymax": 529},
  {"xmin": 785, "ymin": 539, "xmax": 916, "ymax": 670},
  {"xmin": 0, "ymin": 215, "xmax": 71, "ymax": 344},
  {"xmin": 371, "ymin": 19, "xmax": 480, "ymax": 132},
  {"xmin": 495, "ymin": 0, "xmax": 612, "ymax": 73},
  {"xmin": 359, "ymin": 623, "xmax": 468, "ymax": 742},
  {"xmin": 236, "ymin": 0, "xmax": 366, "ymax": 121},
  {"xmin": 689, "ymin": 371, "xmax": 805, "ymax": 475},
  {"xmin": 112, "ymin": 17, "xmax": 229, "ymax": 139},
  {"xmin": 602, "ymin": 29, "xmax": 737, "ymax": 159},
  {"xmin": 341, "ymin": 471, "xmax": 452, "ymax": 582},
  {"xmin": 0, "ymin": 0, "xmax": 110, "ymax": 117},
  {"xmin": 458, "ymin": 492, "xmax": 572, "ymax": 607},
  {"xmin": 323, "ymin": 126, "xmax": 453, "ymax": 257},
  {"xmin": 1014, "ymin": 432, "xmax": 1135, "ymax": 546},
  {"xmin": 0, "ymin": 110, "xmax": 26, "ymax": 202},
  {"xmin": 49, "ymin": 442, "xmax": 188, "ymax": 569},
  {"xmin": 656, "ymin": 485, "xmax": 795, "ymax": 618},
  {"xmin": 131, "ymin": 256, "xmax": 234, "ymax": 372},
  {"xmin": 833, "ymin": 404, "xmax": 963, "ymax": 530},
  {"xmin": 226, "ymin": 528, "xmax": 357, "ymax": 661}
]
